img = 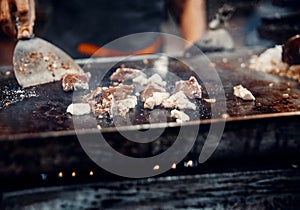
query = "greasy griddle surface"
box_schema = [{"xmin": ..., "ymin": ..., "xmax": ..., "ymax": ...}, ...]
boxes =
[{"xmin": 0, "ymin": 49, "xmax": 299, "ymax": 138}]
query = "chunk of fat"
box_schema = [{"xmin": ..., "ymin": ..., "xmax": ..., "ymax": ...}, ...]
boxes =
[
  {"xmin": 233, "ymin": 85, "xmax": 255, "ymax": 101},
  {"xmin": 162, "ymin": 91, "xmax": 196, "ymax": 110},
  {"xmin": 133, "ymin": 73, "xmax": 166, "ymax": 88},
  {"xmin": 67, "ymin": 103, "xmax": 91, "ymax": 115},
  {"xmin": 144, "ymin": 92, "xmax": 170, "ymax": 109},
  {"xmin": 112, "ymin": 95, "xmax": 138, "ymax": 117},
  {"xmin": 171, "ymin": 109, "xmax": 190, "ymax": 123},
  {"xmin": 147, "ymin": 74, "xmax": 167, "ymax": 87},
  {"xmin": 249, "ymin": 45, "xmax": 288, "ymax": 72}
]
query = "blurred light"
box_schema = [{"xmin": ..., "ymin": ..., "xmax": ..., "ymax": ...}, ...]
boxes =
[
  {"xmin": 72, "ymin": 172, "xmax": 76, "ymax": 177},
  {"xmin": 153, "ymin": 165, "xmax": 160, "ymax": 170},
  {"xmin": 89, "ymin": 171, "xmax": 94, "ymax": 176},
  {"xmin": 58, "ymin": 172, "xmax": 63, "ymax": 178},
  {"xmin": 172, "ymin": 163, "xmax": 176, "ymax": 169},
  {"xmin": 41, "ymin": 173, "xmax": 47, "ymax": 180},
  {"xmin": 184, "ymin": 160, "xmax": 197, "ymax": 168}
]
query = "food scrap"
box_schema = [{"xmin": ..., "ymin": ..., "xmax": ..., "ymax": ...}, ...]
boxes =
[
  {"xmin": 110, "ymin": 66, "xmax": 146, "ymax": 82},
  {"xmin": 233, "ymin": 85, "xmax": 255, "ymax": 101},
  {"xmin": 174, "ymin": 76, "xmax": 202, "ymax": 99},
  {"xmin": 171, "ymin": 109, "xmax": 190, "ymax": 123},
  {"xmin": 249, "ymin": 45, "xmax": 300, "ymax": 82},
  {"xmin": 62, "ymin": 72, "xmax": 91, "ymax": 92},
  {"xmin": 67, "ymin": 103, "xmax": 91, "ymax": 115},
  {"xmin": 83, "ymin": 84, "xmax": 136, "ymax": 118},
  {"xmin": 162, "ymin": 91, "xmax": 196, "ymax": 110}
]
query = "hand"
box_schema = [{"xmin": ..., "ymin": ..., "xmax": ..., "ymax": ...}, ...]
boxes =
[{"xmin": 0, "ymin": 0, "xmax": 35, "ymax": 39}]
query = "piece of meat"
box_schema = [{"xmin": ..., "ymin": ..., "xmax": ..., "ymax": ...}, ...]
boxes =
[
  {"xmin": 112, "ymin": 95, "xmax": 138, "ymax": 117},
  {"xmin": 140, "ymin": 83, "xmax": 167, "ymax": 102},
  {"xmin": 132, "ymin": 74, "xmax": 148, "ymax": 87},
  {"xmin": 147, "ymin": 74, "xmax": 166, "ymax": 87},
  {"xmin": 66, "ymin": 103, "xmax": 91, "ymax": 115},
  {"xmin": 144, "ymin": 92, "xmax": 170, "ymax": 109},
  {"xmin": 162, "ymin": 91, "xmax": 196, "ymax": 110},
  {"xmin": 171, "ymin": 109, "xmax": 190, "ymax": 123},
  {"xmin": 113, "ymin": 84, "xmax": 134, "ymax": 100},
  {"xmin": 110, "ymin": 66, "xmax": 146, "ymax": 82},
  {"xmin": 233, "ymin": 85, "xmax": 255, "ymax": 101},
  {"xmin": 62, "ymin": 72, "xmax": 91, "ymax": 92},
  {"xmin": 83, "ymin": 84, "xmax": 136, "ymax": 118},
  {"xmin": 173, "ymin": 76, "xmax": 202, "ymax": 99}
]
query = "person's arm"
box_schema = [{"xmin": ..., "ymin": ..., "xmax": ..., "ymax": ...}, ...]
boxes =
[
  {"xmin": 179, "ymin": 0, "xmax": 207, "ymax": 48},
  {"xmin": 0, "ymin": 0, "xmax": 35, "ymax": 39}
]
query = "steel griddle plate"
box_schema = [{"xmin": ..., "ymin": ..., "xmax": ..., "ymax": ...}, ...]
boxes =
[{"xmin": 0, "ymin": 49, "xmax": 299, "ymax": 141}]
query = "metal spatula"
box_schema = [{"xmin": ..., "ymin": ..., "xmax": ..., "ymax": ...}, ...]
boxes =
[{"xmin": 13, "ymin": 37, "xmax": 83, "ymax": 88}]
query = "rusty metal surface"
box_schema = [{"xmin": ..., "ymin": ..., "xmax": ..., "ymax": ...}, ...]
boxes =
[{"xmin": 0, "ymin": 48, "xmax": 299, "ymax": 140}]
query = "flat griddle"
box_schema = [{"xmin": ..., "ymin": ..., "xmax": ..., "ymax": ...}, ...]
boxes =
[
  {"xmin": 0, "ymin": 48, "xmax": 299, "ymax": 140},
  {"xmin": 0, "ymin": 48, "xmax": 300, "ymax": 180}
]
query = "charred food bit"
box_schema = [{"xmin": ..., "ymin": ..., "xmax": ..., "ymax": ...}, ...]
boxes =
[
  {"xmin": 162, "ymin": 91, "xmax": 196, "ymax": 110},
  {"xmin": 67, "ymin": 103, "xmax": 91, "ymax": 115},
  {"xmin": 233, "ymin": 85, "xmax": 255, "ymax": 101},
  {"xmin": 62, "ymin": 72, "xmax": 91, "ymax": 92},
  {"xmin": 171, "ymin": 109, "xmax": 190, "ymax": 123},
  {"xmin": 110, "ymin": 66, "xmax": 146, "ymax": 82},
  {"xmin": 173, "ymin": 76, "xmax": 202, "ymax": 99}
]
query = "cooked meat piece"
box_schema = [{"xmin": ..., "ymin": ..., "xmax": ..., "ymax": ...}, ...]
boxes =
[
  {"xmin": 249, "ymin": 46, "xmax": 288, "ymax": 73},
  {"xmin": 147, "ymin": 73, "xmax": 166, "ymax": 87},
  {"xmin": 110, "ymin": 66, "xmax": 146, "ymax": 82},
  {"xmin": 62, "ymin": 72, "xmax": 91, "ymax": 92},
  {"xmin": 82, "ymin": 87, "xmax": 103, "ymax": 103},
  {"xmin": 112, "ymin": 95, "xmax": 137, "ymax": 117},
  {"xmin": 174, "ymin": 76, "xmax": 202, "ymax": 99},
  {"xmin": 171, "ymin": 109, "xmax": 190, "ymax": 123},
  {"xmin": 162, "ymin": 91, "xmax": 196, "ymax": 110},
  {"xmin": 233, "ymin": 85, "xmax": 255, "ymax": 101},
  {"xmin": 82, "ymin": 84, "xmax": 136, "ymax": 118},
  {"xmin": 132, "ymin": 74, "xmax": 148, "ymax": 86},
  {"xmin": 140, "ymin": 83, "xmax": 167, "ymax": 102},
  {"xmin": 133, "ymin": 73, "xmax": 167, "ymax": 93},
  {"xmin": 66, "ymin": 103, "xmax": 91, "ymax": 115},
  {"xmin": 144, "ymin": 92, "xmax": 170, "ymax": 109},
  {"xmin": 113, "ymin": 84, "xmax": 134, "ymax": 100}
]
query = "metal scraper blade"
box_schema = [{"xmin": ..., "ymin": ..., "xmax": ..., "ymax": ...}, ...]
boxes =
[{"xmin": 13, "ymin": 37, "xmax": 83, "ymax": 88}]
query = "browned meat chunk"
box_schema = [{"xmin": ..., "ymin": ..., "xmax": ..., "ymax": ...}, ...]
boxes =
[
  {"xmin": 140, "ymin": 83, "xmax": 166, "ymax": 102},
  {"xmin": 173, "ymin": 76, "xmax": 202, "ymax": 99},
  {"xmin": 83, "ymin": 84, "xmax": 136, "ymax": 118},
  {"xmin": 62, "ymin": 72, "xmax": 91, "ymax": 92},
  {"xmin": 110, "ymin": 66, "xmax": 146, "ymax": 82}
]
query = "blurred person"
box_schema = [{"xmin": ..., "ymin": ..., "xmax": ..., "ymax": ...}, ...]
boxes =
[{"xmin": 0, "ymin": 0, "xmax": 207, "ymax": 59}]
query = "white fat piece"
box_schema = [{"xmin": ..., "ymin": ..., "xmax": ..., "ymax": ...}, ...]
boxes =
[
  {"xmin": 171, "ymin": 109, "xmax": 190, "ymax": 123},
  {"xmin": 144, "ymin": 92, "xmax": 170, "ymax": 109},
  {"xmin": 233, "ymin": 85, "xmax": 255, "ymax": 101},
  {"xmin": 67, "ymin": 103, "xmax": 91, "ymax": 115},
  {"xmin": 162, "ymin": 91, "xmax": 196, "ymax": 110}
]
